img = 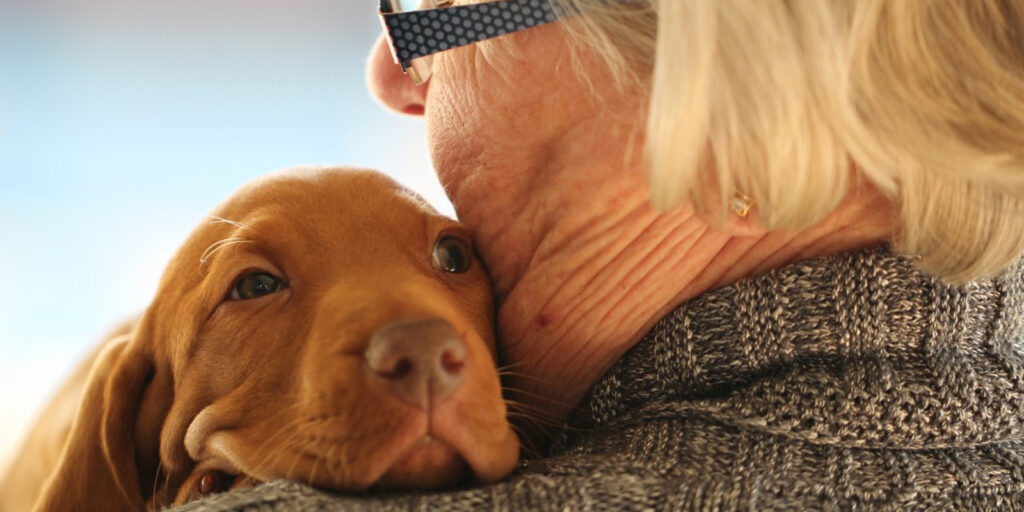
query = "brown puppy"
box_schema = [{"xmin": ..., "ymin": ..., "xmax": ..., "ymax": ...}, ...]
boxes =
[
  {"xmin": 22, "ymin": 167, "xmax": 519, "ymax": 511},
  {"xmin": 0, "ymin": 322, "xmax": 134, "ymax": 512}
]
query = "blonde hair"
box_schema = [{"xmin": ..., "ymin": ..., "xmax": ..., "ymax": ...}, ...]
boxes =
[{"xmin": 555, "ymin": 0, "xmax": 1024, "ymax": 283}]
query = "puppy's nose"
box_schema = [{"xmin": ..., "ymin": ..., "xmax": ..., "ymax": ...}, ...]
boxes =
[{"xmin": 365, "ymin": 318, "xmax": 467, "ymax": 409}]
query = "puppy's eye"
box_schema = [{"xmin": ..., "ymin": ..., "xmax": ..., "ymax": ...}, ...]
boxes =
[
  {"xmin": 433, "ymin": 235, "xmax": 472, "ymax": 273},
  {"xmin": 230, "ymin": 272, "xmax": 285, "ymax": 300},
  {"xmin": 196, "ymin": 470, "xmax": 234, "ymax": 498}
]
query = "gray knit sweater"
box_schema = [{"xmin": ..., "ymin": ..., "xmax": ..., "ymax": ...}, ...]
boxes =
[{"xmin": 174, "ymin": 247, "xmax": 1024, "ymax": 511}]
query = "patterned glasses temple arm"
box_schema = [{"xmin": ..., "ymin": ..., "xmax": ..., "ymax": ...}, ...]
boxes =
[{"xmin": 378, "ymin": 0, "xmax": 628, "ymax": 72}]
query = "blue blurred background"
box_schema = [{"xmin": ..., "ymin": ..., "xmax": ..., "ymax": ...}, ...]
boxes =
[{"xmin": 0, "ymin": 0, "xmax": 447, "ymax": 465}]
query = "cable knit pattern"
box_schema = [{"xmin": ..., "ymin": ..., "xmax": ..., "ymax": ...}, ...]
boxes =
[{"xmin": 172, "ymin": 247, "xmax": 1024, "ymax": 511}]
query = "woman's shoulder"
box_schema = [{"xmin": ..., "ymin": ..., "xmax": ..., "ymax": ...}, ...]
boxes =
[{"xmin": 172, "ymin": 417, "xmax": 1024, "ymax": 512}]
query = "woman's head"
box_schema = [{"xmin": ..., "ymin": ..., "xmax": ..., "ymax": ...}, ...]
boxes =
[
  {"xmin": 369, "ymin": 0, "xmax": 1024, "ymax": 283},
  {"xmin": 367, "ymin": 1, "xmax": 652, "ymax": 276}
]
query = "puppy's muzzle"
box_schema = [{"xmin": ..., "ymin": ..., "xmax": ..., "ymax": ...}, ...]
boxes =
[{"xmin": 365, "ymin": 318, "xmax": 467, "ymax": 410}]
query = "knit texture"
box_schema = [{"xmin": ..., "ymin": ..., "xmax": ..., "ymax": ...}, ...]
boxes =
[{"xmin": 172, "ymin": 247, "xmax": 1024, "ymax": 511}]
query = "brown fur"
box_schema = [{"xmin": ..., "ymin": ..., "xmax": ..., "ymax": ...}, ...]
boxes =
[
  {"xmin": 3, "ymin": 167, "xmax": 519, "ymax": 511},
  {"xmin": 0, "ymin": 322, "xmax": 134, "ymax": 512}
]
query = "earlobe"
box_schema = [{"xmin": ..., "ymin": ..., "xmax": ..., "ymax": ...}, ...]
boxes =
[
  {"xmin": 101, "ymin": 339, "xmax": 160, "ymax": 505},
  {"xmin": 719, "ymin": 206, "xmax": 767, "ymax": 237},
  {"xmin": 31, "ymin": 329, "xmax": 165, "ymax": 512},
  {"xmin": 690, "ymin": 170, "xmax": 767, "ymax": 237},
  {"xmin": 366, "ymin": 33, "xmax": 428, "ymax": 116},
  {"xmin": 693, "ymin": 198, "xmax": 767, "ymax": 238}
]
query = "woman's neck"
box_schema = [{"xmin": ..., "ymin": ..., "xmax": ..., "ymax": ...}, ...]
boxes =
[{"xmin": 445, "ymin": 124, "xmax": 894, "ymax": 450}]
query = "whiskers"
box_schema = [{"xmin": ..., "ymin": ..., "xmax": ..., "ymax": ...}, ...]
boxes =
[
  {"xmin": 495, "ymin": 367, "xmax": 589, "ymax": 459},
  {"xmin": 199, "ymin": 238, "xmax": 253, "ymax": 268},
  {"xmin": 494, "ymin": 360, "xmax": 531, "ymax": 375},
  {"xmin": 147, "ymin": 458, "xmax": 165, "ymax": 511},
  {"xmin": 248, "ymin": 416, "xmax": 305, "ymax": 482},
  {"xmin": 208, "ymin": 216, "xmax": 253, "ymax": 232},
  {"xmin": 197, "ymin": 216, "xmax": 256, "ymax": 274},
  {"xmin": 497, "ymin": 364, "xmax": 576, "ymax": 415},
  {"xmin": 246, "ymin": 413, "xmax": 355, "ymax": 491}
]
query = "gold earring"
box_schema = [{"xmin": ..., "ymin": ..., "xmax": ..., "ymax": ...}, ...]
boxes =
[{"xmin": 729, "ymin": 192, "xmax": 754, "ymax": 218}]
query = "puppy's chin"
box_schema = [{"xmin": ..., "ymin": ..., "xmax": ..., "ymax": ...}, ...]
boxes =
[{"xmin": 373, "ymin": 437, "xmax": 469, "ymax": 490}]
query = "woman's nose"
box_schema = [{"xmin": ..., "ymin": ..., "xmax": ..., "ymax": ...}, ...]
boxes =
[{"xmin": 366, "ymin": 33, "xmax": 428, "ymax": 116}]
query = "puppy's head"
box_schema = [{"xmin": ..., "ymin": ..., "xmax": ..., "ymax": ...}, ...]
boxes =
[{"xmin": 39, "ymin": 167, "xmax": 519, "ymax": 510}]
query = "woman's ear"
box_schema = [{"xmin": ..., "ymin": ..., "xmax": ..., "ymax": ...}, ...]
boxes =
[{"xmin": 32, "ymin": 320, "xmax": 172, "ymax": 512}]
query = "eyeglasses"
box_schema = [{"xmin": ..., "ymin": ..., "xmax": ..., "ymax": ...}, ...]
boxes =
[{"xmin": 377, "ymin": 0, "xmax": 630, "ymax": 85}]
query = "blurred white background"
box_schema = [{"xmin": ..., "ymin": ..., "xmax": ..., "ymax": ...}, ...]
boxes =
[{"xmin": 0, "ymin": 0, "xmax": 448, "ymax": 466}]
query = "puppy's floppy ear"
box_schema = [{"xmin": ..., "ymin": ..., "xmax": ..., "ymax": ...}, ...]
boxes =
[{"xmin": 32, "ymin": 319, "xmax": 172, "ymax": 512}]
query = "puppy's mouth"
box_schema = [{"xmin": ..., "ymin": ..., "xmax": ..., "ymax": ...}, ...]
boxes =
[
  {"xmin": 186, "ymin": 358, "xmax": 520, "ymax": 492},
  {"xmin": 191, "ymin": 404, "xmax": 513, "ymax": 492},
  {"xmin": 355, "ymin": 404, "xmax": 490, "ymax": 491},
  {"xmin": 372, "ymin": 435, "xmax": 469, "ymax": 490}
]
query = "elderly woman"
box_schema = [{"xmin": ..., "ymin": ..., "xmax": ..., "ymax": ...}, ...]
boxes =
[{"xmin": 182, "ymin": 0, "xmax": 1024, "ymax": 509}]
